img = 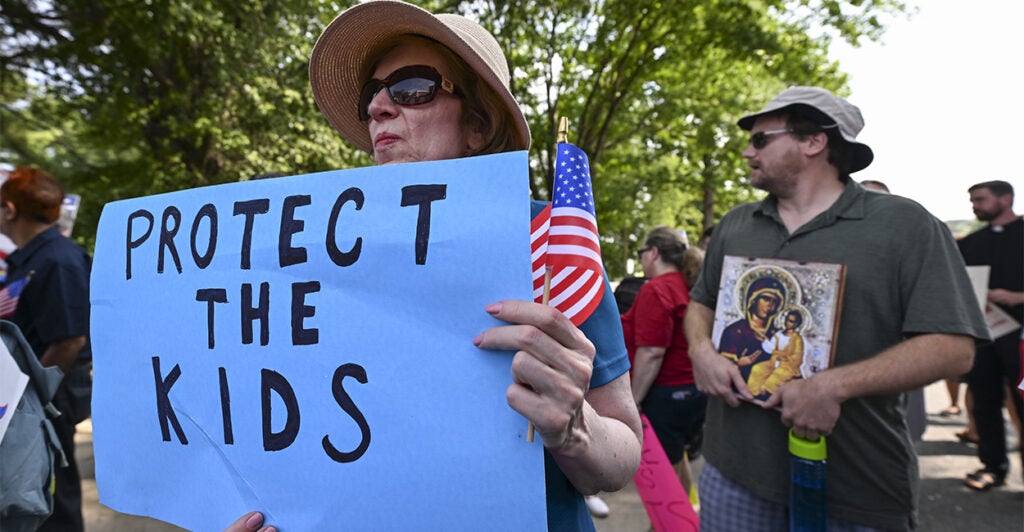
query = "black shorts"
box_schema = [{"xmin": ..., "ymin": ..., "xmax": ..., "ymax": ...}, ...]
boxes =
[{"xmin": 641, "ymin": 384, "xmax": 707, "ymax": 463}]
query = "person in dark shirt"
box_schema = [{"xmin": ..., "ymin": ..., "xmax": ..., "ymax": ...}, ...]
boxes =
[
  {"xmin": 1, "ymin": 166, "xmax": 92, "ymax": 531},
  {"xmin": 958, "ymin": 180, "xmax": 1024, "ymax": 490}
]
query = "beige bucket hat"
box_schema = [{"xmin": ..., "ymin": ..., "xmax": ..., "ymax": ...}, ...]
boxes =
[
  {"xmin": 737, "ymin": 86, "xmax": 874, "ymax": 173},
  {"xmin": 309, "ymin": 0, "xmax": 531, "ymax": 154}
]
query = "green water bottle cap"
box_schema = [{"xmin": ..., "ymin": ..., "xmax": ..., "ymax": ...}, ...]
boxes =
[{"xmin": 789, "ymin": 429, "xmax": 827, "ymax": 460}]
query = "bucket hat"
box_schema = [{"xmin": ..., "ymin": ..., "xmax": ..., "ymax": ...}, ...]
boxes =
[
  {"xmin": 309, "ymin": 0, "xmax": 531, "ymax": 154},
  {"xmin": 737, "ymin": 86, "xmax": 874, "ymax": 173}
]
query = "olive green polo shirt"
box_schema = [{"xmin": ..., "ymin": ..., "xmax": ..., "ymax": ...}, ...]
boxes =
[{"xmin": 691, "ymin": 179, "xmax": 989, "ymax": 530}]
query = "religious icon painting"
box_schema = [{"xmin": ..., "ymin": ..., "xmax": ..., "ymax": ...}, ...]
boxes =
[{"xmin": 712, "ymin": 255, "xmax": 846, "ymax": 405}]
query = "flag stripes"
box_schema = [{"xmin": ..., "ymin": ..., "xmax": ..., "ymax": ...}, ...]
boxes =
[{"xmin": 529, "ymin": 143, "xmax": 605, "ymax": 326}]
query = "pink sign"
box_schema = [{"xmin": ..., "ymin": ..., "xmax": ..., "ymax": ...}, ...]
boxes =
[{"xmin": 632, "ymin": 414, "xmax": 699, "ymax": 532}]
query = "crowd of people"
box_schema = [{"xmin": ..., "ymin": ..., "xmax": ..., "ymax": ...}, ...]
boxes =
[{"xmin": 4, "ymin": 1, "xmax": 1021, "ymax": 531}]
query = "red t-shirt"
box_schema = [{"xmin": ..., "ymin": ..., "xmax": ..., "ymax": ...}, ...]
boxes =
[{"xmin": 620, "ymin": 271, "xmax": 693, "ymax": 386}]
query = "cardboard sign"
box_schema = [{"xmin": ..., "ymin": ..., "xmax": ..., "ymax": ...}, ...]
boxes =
[
  {"xmin": 90, "ymin": 152, "xmax": 547, "ymax": 530},
  {"xmin": 632, "ymin": 414, "xmax": 699, "ymax": 532}
]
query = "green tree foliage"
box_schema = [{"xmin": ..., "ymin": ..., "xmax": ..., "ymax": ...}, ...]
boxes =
[
  {"xmin": 2, "ymin": 0, "xmax": 368, "ymax": 249},
  {"xmin": 468, "ymin": 0, "xmax": 905, "ymax": 278},
  {"xmin": 2, "ymin": 0, "xmax": 906, "ymax": 278}
]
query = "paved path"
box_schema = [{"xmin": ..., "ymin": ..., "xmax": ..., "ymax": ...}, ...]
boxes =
[{"xmin": 80, "ymin": 380, "xmax": 1022, "ymax": 531}]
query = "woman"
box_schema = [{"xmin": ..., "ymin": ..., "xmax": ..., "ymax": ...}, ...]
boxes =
[
  {"xmin": 229, "ymin": 1, "xmax": 641, "ymax": 530},
  {"xmin": 620, "ymin": 226, "xmax": 706, "ymax": 496},
  {"xmin": 718, "ymin": 276, "xmax": 786, "ymax": 381}
]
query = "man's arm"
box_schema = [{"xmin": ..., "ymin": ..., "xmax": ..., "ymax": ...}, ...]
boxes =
[
  {"xmin": 39, "ymin": 335, "xmax": 86, "ymax": 374},
  {"xmin": 630, "ymin": 346, "xmax": 666, "ymax": 406},
  {"xmin": 762, "ymin": 333, "xmax": 975, "ymax": 440},
  {"xmin": 683, "ymin": 301, "xmax": 753, "ymax": 406},
  {"xmin": 989, "ymin": 289, "xmax": 1024, "ymax": 307}
]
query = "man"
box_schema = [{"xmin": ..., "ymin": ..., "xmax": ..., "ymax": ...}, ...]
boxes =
[
  {"xmin": 1, "ymin": 166, "xmax": 92, "ymax": 532},
  {"xmin": 684, "ymin": 87, "xmax": 988, "ymax": 530},
  {"xmin": 959, "ymin": 180, "xmax": 1024, "ymax": 491}
]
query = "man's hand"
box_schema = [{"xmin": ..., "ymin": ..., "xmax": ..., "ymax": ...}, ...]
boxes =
[
  {"xmin": 685, "ymin": 301, "xmax": 752, "ymax": 406},
  {"xmin": 691, "ymin": 342, "xmax": 752, "ymax": 406},
  {"xmin": 761, "ymin": 373, "xmax": 841, "ymax": 440},
  {"xmin": 989, "ymin": 288, "xmax": 1024, "ymax": 307}
]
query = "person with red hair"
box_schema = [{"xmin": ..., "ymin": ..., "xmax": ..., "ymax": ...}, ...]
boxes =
[{"xmin": 1, "ymin": 165, "xmax": 93, "ymax": 532}]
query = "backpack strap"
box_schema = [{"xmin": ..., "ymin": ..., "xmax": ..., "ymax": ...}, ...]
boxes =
[{"xmin": 0, "ymin": 320, "xmax": 67, "ymax": 466}]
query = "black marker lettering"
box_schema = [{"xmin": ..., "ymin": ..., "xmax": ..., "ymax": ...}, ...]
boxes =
[
  {"xmin": 190, "ymin": 204, "xmax": 218, "ymax": 269},
  {"xmin": 219, "ymin": 367, "xmax": 234, "ymax": 445},
  {"xmin": 400, "ymin": 184, "xmax": 447, "ymax": 265},
  {"xmin": 196, "ymin": 288, "xmax": 228, "ymax": 349},
  {"xmin": 152, "ymin": 356, "xmax": 188, "ymax": 444},
  {"xmin": 279, "ymin": 195, "xmax": 311, "ymax": 267},
  {"xmin": 158, "ymin": 206, "xmax": 183, "ymax": 274},
  {"xmin": 291, "ymin": 281, "xmax": 320, "ymax": 346},
  {"xmin": 322, "ymin": 363, "xmax": 371, "ymax": 463},
  {"xmin": 326, "ymin": 187, "xmax": 364, "ymax": 267},
  {"xmin": 233, "ymin": 199, "xmax": 270, "ymax": 269},
  {"xmin": 126, "ymin": 209, "xmax": 154, "ymax": 280},
  {"xmin": 241, "ymin": 282, "xmax": 270, "ymax": 346},
  {"xmin": 261, "ymin": 369, "xmax": 300, "ymax": 451}
]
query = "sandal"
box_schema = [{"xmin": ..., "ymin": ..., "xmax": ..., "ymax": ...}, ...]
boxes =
[
  {"xmin": 939, "ymin": 405, "xmax": 961, "ymax": 417},
  {"xmin": 955, "ymin": 430, "xmax": 980, "ymax": 444},
  {"xmin": 964, "ymin": 469, "xmax": 1006, "ymax": 491}
]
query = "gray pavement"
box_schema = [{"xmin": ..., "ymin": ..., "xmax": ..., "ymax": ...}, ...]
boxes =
[{"xmin": 80, "ymin": 380, "xmax": 1023, "ymax": 531}]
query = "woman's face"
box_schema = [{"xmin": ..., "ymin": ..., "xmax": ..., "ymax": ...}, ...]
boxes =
[
  {"xmin": 366, "ymin": 40, "xmax": 483, "ymax": 165},
  {"xmin": 753, "ymin": 293, "xmax": 780, "ymax": 319}
]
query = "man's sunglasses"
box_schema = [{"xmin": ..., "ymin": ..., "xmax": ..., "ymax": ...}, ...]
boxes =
[
  {"xmin": 637, "ymin": 247, "xmax": 652, "ymax": 260},
  {"xmin": 749, "ymin": 126, "xmax": 834, "ymax": 149},
  {"xmin": 358, "ymin": 65, "xmax": 463, "ymax": 122},
  {"xmin": 749, "ymin": 129, "xmax": 795, "ymax": 150}
]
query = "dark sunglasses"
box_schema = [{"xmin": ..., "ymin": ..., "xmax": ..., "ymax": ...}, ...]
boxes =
[
  {"xmin": 636, "ymin": 247, "xmax": 652, "ymax": 260},
  {"xmin": 749, "ymin": 129, "xmax": 795, "ymax": 149},
  {"xmin": 358, "ymin": 65, "xmax": 463, "ymax": 122}
]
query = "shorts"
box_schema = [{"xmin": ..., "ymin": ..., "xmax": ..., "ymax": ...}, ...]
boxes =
[{"xmin": 640, "ymin": 383, "xmax": 707, "ymax": 463}]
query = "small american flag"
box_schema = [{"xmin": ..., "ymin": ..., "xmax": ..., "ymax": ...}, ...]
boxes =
[
  {"xmin": 530, "ymin": 142, "xmax": 605, "ymax": 326},
  {"xmin": 0, "ymin": 276, "xmax": 30, "ymax": 319}
]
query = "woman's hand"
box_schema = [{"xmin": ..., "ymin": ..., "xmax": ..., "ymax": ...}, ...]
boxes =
[
  {"xmin": 474, "ymin": 299, "xmax": 641, "ymax": 493},
  {"xmin": 736, "ymin": 348, "xmax": 762, "ymax": 367},
  {"xmin": 224, "ymin": 512, "xmax": 276, "ymax": 532},
  {"xmin": 473, "ymin": 300, "xmax": 595, "ymax": 450}
]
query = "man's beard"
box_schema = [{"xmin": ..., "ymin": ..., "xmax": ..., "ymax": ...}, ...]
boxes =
[{"xmin": 975, "ymin": 207, "xmax": 1003, "ymax": 222}]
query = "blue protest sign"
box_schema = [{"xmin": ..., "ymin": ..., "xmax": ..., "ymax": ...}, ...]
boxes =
[{"xmin": 90, "ymin": 152, "xmax": 546, "ymax": 530}]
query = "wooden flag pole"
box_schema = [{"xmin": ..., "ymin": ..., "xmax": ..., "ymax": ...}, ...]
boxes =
[
  {"xmin": 527, "ymin": 265, "xmax": 554, "ymax": 443},
  {"xmin": 528, "ymin": 117, "xmax": 569, "ymax": 443}
]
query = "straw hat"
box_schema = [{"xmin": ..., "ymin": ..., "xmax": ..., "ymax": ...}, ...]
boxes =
[
  {"xmin": 738, "ymin": 86, "xmax": 874, "ymax": 173},
  {"xmin": 309, "ymin": 0, "xmax": 531, "ymax": 154}
]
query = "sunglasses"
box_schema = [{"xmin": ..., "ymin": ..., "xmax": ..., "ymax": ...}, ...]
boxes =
[
  {"xmin": 636, "ymin": 247, "xmax": 652, "ymax": 260},
  {"xmin": 358, "ymin": 65, "xmax": 463, "ymax": 122},
  {"xmin": 749, "ymin": 129, "xmax": 795, "ymax": 149}
]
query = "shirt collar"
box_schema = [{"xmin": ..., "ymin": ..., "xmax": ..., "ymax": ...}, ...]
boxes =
[
  {"xmin": 6, "ymin": 226, "xmax": 63, "ymax": 270},
  {"xmin": 753, "ymin": 178, "xmax": 867, "ymax": 228}
]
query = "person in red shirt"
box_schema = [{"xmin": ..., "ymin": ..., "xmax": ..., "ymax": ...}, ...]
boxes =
[{"xmin": 622, "ymin": 225, "xmax": 707, "ymax": 495}]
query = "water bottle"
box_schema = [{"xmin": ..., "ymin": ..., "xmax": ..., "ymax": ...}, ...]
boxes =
[{"xmin": 789, "ymin": 429, "xmax": 827, "ymax": 532}]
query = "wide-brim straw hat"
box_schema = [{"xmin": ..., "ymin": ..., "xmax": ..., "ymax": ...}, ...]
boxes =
[
  {"xmin": 309, "ymin": 0, "xmax": 531, "ymax": 155},
  {"xmin": 737, "ymin": 86, "xmax": 874, "ymax": 173}
]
